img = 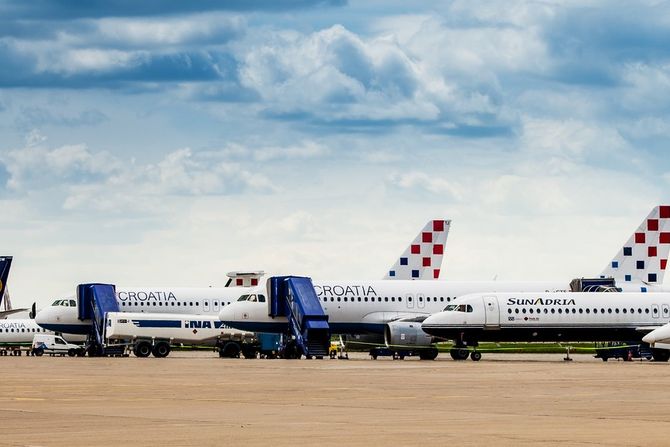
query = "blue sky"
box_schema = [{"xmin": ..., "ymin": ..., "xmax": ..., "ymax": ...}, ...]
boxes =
[{"xmin": 1, "ymin": 0, "xmax": 669, "ymax": 306}]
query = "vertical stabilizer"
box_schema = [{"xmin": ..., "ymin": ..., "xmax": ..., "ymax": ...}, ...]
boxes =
[
  {"xmin": 0, "ymin": 257, "xmax": 13, "ymax": 309},
  {"xmin": 601, "ymin": 206, "xmax": 670, "ymax": 286},
  {"xmin": 384, "ymin": 220, "xmax": 450, "ymax": 280}
]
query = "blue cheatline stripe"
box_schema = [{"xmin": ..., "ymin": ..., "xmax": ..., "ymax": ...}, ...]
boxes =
[
  {"xmin": 36, "ymin": 323, "xmax": 90, "ymax": 334},
  {"xmin": 131, "ymin": 320, "xmax": 181, "ymax": 328}
]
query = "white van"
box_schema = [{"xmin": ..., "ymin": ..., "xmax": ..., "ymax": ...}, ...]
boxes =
[{"xmin": 32, "ymin": 334, "xmax": 85, "ymax": 357}]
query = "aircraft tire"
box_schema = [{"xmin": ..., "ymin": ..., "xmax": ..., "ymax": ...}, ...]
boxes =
[
  {"xmin": 470, "ymin": 351, "xmax": 482, "ymax": 361},
  {"xmin": 651, "ymin": 348, "xmax": 670, "ymax": 362},
  {"xmin": 419, "ymin": 348, "xmax": 439, "ymax": 361},
  {"xmin": 152, "ymin": 342, "xmax": 170, "ymax": 358},
  {"xmin": 134, "ymin": 341, "xmax": 152, "ymax": 358},
  {"xmin": 450, "ymin": 348, "xmax": 469, "ymax": 361}
]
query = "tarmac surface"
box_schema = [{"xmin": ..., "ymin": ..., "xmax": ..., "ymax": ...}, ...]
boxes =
[{"xmin": 0, "ymin": 351, "xmax": 669, "ymax": 446}]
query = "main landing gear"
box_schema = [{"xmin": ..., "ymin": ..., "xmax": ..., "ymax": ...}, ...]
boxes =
[
  {"xmin": 449, "ymin": 347, "xmax": 481, "ymax": 361},
  {"xmin": 450, "ymin": 341, "xmax": 481, "ymax": 361}
]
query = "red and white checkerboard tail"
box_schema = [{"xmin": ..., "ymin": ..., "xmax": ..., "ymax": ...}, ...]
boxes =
[
  {"xmin": 384, "ymin": 220, "xmax": 451, "ymax": 280},
  {"xmin": 601, "ymin": 206, "xmax": 670, "ymax": 286}
]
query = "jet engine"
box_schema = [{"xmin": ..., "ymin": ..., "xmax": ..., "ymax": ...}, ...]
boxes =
[{"xmin": 384, "ymin": 321, "xmax": 433, "ymax": 347}]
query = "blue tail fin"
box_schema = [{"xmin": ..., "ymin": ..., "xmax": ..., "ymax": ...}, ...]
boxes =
[{"xmin": 0, "ymin": 256, "xmax": 13, "ymax": 307}]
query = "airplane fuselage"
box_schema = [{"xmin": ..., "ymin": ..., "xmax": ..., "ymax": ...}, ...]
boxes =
[
  {"xmin": 0, "ymin": 319, "xmax": 52, "ymax": 345},
  {"xmin": 35, "ymin": 287, "xmax": 246, "ymax": 334},
  {"xmin": 219, "ymin": 279, "xmax": 571, "ymax": 334},
  {"xmin": 421, "ymin": 292, "xmax": 670, "ymax": 344}
]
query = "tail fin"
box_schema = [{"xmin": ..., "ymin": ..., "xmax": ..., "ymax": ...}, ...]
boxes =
[
  {"xmin": 0, "ymin": 256, "xmax": 12, "ymax": 308},
  {"xmin": 384, "ymin": 220, "xmax": 450, "ymax": 280},
  {"xmin": 601, "ymin": 206, "xmax": 670, "ymax": 285}
]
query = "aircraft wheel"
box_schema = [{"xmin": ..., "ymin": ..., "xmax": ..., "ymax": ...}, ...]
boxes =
[
  {"xmin": 651, "ymin": 348, "xmax": 670, "ymax": 362},
  {"xmin": 470, "ymin": 351, "xmax": 482, "ymax": 361},
  {"xmin": 152, "ymin": 342, "xmax": 170, "ymax": 358},
  {"xmin": 133, "ymin": 341, "xmax": 152, "ymax": 358},
  {"xmin": 419, "ymin": 348, "xmax": 439, "ymax": 361},
  {"xmin": 450, "ymin": 348, "xmax": 469, "ymax": 360},
  {"xmin": 450, "ymin": 348, "xmax": 467, "ymax": 361}
]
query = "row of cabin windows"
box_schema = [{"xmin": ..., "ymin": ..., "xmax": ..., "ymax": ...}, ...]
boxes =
[
  {"xmin": 322, "ymin": 296, "xmax": 454, "ymax": 303},
  {"xmin": 120, "ymin": 301, "xmax": 232, "ymax": 307},
  {"xmin": 0, "ymin": 327, "xmax": 47, "ymax": 333},
  {"xmin": 508, "ymin": 307, "xmax": 662, "ymax": 315}
]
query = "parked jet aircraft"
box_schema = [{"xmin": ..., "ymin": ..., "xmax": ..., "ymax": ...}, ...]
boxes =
[
  {"xmin": 421, "ymin": 291, "xmax": 670, "ymax": 361},
  {"xmin": 35, "ymin": 221, "xmax": 450, "ymax": 334},
  {"xmin": 0, "ymin": 318, "xmax": 52, "ymax": 345},
  {"xmin": 219, "ymin": 206, "xmax": 670, "ymax": 354}
]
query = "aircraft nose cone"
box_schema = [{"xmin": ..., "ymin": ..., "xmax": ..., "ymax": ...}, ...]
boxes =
[
  {"xmin": 643, "ymin": 324, "xmax": 670, "ymax": 345},
  {"xmin": 218, "ymin": 306, "xmax": 235, "ymax": 323},
  {"xmin": 422, "ymin": 313, "xmax": 440, "ymax": 327},
  {"xmin": 34, "ymin": 308, "xmax": 49, "ymax": 325}
]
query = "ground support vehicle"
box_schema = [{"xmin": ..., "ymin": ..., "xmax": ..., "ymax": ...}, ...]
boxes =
[{"xmin": 31, "ymin": 334, "xmax": 85, "ymax": 357}]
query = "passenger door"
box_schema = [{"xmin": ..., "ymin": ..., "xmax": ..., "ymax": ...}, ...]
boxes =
[
  {"xmin": 483, "ymin": 296, "xmax": 500, "ymax": 328},
  {"xmin": 653, "ymin": 304, "xmax": 660, "ymax": 319},
  {"xmin": 204, "ymin": 300, "xmax": 210, "ymax": 313}
]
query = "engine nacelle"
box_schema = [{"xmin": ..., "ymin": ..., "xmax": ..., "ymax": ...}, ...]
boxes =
[{"xmin": 384, "ymin": 321, "xmax": 433, "ymax": 347}]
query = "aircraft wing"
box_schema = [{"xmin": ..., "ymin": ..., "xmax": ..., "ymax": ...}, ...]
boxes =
[{"xmin": 0, "ymin": 308, "xmax": 28, "ymax": 318}]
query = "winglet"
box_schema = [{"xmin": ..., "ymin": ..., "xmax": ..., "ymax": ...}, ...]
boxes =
[
  {"xmin": 601, "ymin": 206, "xmax": 670, "ymax": 286},
  {"xmin": 384, "ymin": 220, "xmax": 451, "ymax": 280}
]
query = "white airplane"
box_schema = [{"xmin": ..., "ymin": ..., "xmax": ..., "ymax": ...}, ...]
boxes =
[
  {"xmin": 421, "ymin": 291, "xmax": 670, "ymax": 361},
  {"xmin": 0, "ymin": 319, "xmax": 52, "ymax": 346},
  {"xmin": 218, "ymin": 206, "xmax": 670, "ymax": 355},
  {"xmin": 35, "ymin": 220, "xmax": 451, "ymax": 334}
]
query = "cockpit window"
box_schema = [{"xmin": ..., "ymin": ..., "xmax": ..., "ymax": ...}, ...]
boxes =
[
  {"xmin": 446, "ymin": 304, "xmax": 474, "ymax": 313},
  {"xmin": 52, "ymin": 299, "xmax": 72, "ymax": 306},
  {"xmin": 237, "ymin": 294, "xmax": 265, "ymax": 302}
]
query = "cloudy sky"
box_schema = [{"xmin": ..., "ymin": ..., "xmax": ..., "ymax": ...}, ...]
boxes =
[{"xmin": 1, "ymin": 0, "xmax": 669, "ymax": 306}]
